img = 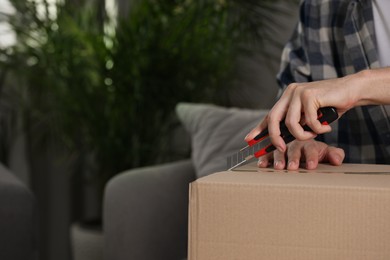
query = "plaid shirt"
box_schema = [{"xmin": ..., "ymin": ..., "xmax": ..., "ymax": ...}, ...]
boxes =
[{"xmin": 276, "ymin": 0, "xmax": 390, "ymax": 164}]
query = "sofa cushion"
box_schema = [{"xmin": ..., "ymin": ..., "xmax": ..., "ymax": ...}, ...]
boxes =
[{"xmin": 176, "ymin": 102, "xmax": 268, "ymax": 178}]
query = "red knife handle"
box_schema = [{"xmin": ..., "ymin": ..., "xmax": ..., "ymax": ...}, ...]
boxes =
[{"xmin": 248, "ymin": 107, "xmax": 338, "ymax": 147}]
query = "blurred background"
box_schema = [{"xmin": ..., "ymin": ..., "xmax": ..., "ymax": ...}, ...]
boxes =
[{"xmin": 0, "ymin": 0, "xmax": 298, "ymax": 259}]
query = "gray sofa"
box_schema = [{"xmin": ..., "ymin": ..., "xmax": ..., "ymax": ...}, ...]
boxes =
[
  {"xmin": 104, "ymin": 159, "xmax": 195, "ymax": 260},
  {"xmin": 103, "ymin": 3, "xmax": 298, "ymax": 259},
  {"xmin": 103, "ymin": 102, "xmax": 269, "ymax": 260},
  {"xmin": 0, "ymin": 163, "xmax": 38, "ymax": 260}
]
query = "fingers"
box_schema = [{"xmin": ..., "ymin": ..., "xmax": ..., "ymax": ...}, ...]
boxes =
[
  {"xmin": 324, "ymin": 146, "xmax": 345, "ymax": 166},
  {"xmin": 245, "ymin": 118, "xmax": 268, "ymax": 142},
  {"xmin": 284, "ymin": 91, "xmax": 316, "ymax": 141},
  {"xmin": 257, "ymin": 153, "xmax": 272, "ymax": 168},
  {"xmin": 302, "ymin": 141, "xmax": 320, "ymax": 170},
  {"xmin": 267, "ymin": 112, "xmax": 287, "ymax": 152},
  {"xmin": 286, "ymin": 141, "xmax": 303, "ymax": 170},
  {"xmin": 252, "ymin": 76, "xmax": 355, "ymax": 149},
  {"xmin": 273, "ymin": 149, "xmax": 286, "ymax": 170},
  {"xmin": 301, "ymin": 141, "xmax": 344, "ymax": 169},
  {"xmin": 303, "ymin": 103, "xmax": 332, "ymax": 134},
  {"xmin": 246, "ymin": 81, "xmax": 337, "ymax": 149},
  {"xmin": 285, "ymin": 140, "xmax": 323, "ymax": 170},
  {"xmin": 255, "ymin": 140, "xmax": 345, "ymax": 171},
  {"xmin": 245, "ymin": 110, "xmax": 287, "ymax": 153},
  {"xmin": 267, "ymin": 99, "xmax": 291, "ymax": 152},
  {"xmin": 257, "ymin": 149, "xmax": 286, "ymax": 170},
  {"xmin": 286, "ymin": 85, "xmax": 332, "ymax": 139},
  {"xmin": 280, "ymin": 82, "xmax": 339, "ymax": 141}
]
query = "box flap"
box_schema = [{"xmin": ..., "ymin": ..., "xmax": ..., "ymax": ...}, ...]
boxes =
[{"xmin": 196, "ymin": 162, "xmax": 390, "ymax": 189}]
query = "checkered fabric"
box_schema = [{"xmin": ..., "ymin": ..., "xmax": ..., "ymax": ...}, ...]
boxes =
[{"xmin": 276, "ymin": 0, "xmax": 390, "ymax": 164}]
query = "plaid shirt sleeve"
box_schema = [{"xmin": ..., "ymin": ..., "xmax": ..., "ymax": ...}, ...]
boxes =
[
  {"xmin": 276, "ymin": 13, "xmax": 311, "ymax": 92},
  {"xmin": 274, "ymin": 0, "xmax": 390, "ymax": 164}
]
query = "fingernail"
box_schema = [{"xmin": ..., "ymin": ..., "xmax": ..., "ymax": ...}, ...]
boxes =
[
  {"xmin": 257, "ymin": 159, "xmax": 266, "ymax": 167},
  {"xmin": 288, "ymin": 161, "xmax": 296, "ymax": 169},
  {"xmin": 334, "ymin": 154, "xmax": 343, "ymax": 164},
  {"xmin": 307, "ymin": 160, "xmax": 315, "ymax": 169},
  {"xmin": 274, "ymin": 160, "xmax": 283, "ymax": 169}
]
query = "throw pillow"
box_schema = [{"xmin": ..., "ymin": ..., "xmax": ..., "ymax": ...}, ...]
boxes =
[{"xmin": 176, "ymin": 102, "xmax": 268, "ymax": 178}]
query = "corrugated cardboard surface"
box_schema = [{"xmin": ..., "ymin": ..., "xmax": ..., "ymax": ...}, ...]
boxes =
[{"xmin": 188, "ymin": 163, "xmax": 390, "ymax": 260}]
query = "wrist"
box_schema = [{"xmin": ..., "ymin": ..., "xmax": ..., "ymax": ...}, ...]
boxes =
[
  {"xmin": 353, "ymin": 68, "xmax": 390, "ymax": 106},
  {"xmin": 353, "ymin": 69, "xmax": 372, "ymax": 106}
]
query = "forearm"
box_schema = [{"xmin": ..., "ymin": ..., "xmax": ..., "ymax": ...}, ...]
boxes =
[{"xmin": 355, "ymin": 67, "xmax": 390, "ymax": 107}]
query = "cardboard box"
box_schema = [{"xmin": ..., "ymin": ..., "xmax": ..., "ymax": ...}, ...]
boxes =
[{"xmin": 188, "ymin": 163, "xmax": 390, "ymax": 260}]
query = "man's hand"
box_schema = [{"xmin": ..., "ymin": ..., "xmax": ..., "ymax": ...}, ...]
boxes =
[
  {"xmin": 246, "ymin": 68, "xmax": 390, "ymax": 153},
  {"xmin": 256, "ymin": 140, "xmax": 345, "ymax": 170}
]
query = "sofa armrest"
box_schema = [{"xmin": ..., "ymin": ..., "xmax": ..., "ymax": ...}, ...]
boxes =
[
  {"xmin": 0, "ymin": 164, "xmax": 38, "ymax": 260},
  {"xmin": 103, "ymin": 159, "xmax": 196, "ymax": 260}
]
